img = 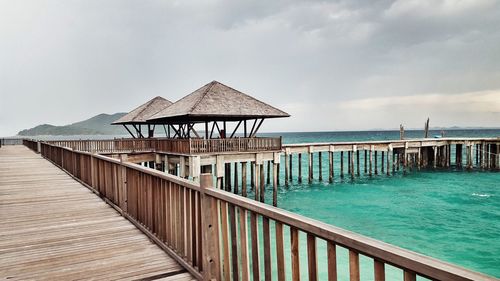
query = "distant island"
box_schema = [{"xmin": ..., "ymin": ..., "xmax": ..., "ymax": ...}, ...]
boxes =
[{"xmin": 18, "ymin": 113, "xmax": 127, "ymax": 136}]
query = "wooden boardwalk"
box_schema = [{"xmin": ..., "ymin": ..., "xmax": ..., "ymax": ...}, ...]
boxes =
[{"xmin": 0, "ymin": 146, "xmax": 195, "ymax": 281}]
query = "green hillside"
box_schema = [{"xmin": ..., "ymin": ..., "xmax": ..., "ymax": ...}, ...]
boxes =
[{"xmin": 18, "ymin": 113, "xmax": 127, "ymax": 136}]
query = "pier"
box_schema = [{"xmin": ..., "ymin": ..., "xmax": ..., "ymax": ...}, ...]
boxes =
[
  {"xmin": 33, "ymin": 136, "xmax": 500, "ymax": 208},
  {"xmin": 1, "ymin": 138, "xmax": 494, "ymax": 280}
]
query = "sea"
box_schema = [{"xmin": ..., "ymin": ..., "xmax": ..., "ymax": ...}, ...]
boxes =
[
  {"xmin": 257, "ymin": 129, "xmax": 500, "ymax": 280},
  {"xmin": 16, "ymin": 129, "xmax": 500, "ymax": 279}
]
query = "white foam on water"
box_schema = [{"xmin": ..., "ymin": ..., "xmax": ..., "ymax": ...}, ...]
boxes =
[{"xmin": 472, "ymin": 193, "xmax": 491, "ymax": 198}]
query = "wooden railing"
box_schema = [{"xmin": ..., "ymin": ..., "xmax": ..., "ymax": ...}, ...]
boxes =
[
  {"xmin": 1, "ymin": 138, "xmax": 24, "ymax": 147},
  {"xmin": 190, "ymin": 137, "xmax": 282, "ymax": 154},
  {"xmin": 26, "ymin": 141, "xmax": 496, "ymax": 281},
  {"xmin": 43, "ymin": 137, "xmax": 282, "ymax": 155}
]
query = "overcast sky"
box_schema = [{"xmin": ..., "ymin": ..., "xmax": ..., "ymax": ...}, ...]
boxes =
[{"xmin": 1, "ymin": 0, "xmax": 500, "ymax": 136}]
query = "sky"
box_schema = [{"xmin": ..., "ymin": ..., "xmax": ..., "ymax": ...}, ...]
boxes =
[{"xmin": 1, "ymin": 0, "xmax": 500, "ymax": 136}]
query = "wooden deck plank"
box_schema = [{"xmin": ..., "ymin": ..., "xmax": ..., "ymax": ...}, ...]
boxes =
[{"xmin": 0, "ymin": 145, "xmax": 195, "ymax": 281}]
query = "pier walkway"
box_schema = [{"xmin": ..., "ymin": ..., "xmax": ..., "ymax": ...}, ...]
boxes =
[{"xmin": 0, "ymin": 146, "xmax": 194, "ymax": 281}]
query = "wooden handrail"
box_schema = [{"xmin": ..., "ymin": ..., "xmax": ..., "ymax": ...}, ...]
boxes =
[{"xmin": 205, "ymin": 188, "xmax": 496, "ymax": 281}]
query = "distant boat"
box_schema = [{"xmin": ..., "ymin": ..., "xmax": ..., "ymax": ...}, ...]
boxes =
[{"xmin": 433, "ymin": 135, "xmax": 442, "ymax": 138}]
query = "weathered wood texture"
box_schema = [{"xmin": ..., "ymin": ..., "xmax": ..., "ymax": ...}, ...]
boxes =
[{"xmin": 0, "ymin": 146, "xmax": 194, "ymax": 281}]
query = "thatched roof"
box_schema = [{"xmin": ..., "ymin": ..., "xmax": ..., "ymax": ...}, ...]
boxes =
[
  {"xmin": 112, "ymin": 96, "xmax": 173, "ymax": 125},
  {"xmin": 148, "ymin": 81, "xmax": 290, "ymax": 123}
]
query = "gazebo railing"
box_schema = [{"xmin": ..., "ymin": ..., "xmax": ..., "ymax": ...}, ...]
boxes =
[{"xmin": 41, "ymin": 137, "xmax": 282, "ymax": 155}]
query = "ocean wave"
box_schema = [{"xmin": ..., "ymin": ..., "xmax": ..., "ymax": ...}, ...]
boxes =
[{"xmin": 472, "ymin": 193, "xmax": 491, "ymax": 198}]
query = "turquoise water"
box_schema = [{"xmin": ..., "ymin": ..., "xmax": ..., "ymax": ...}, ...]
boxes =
[{"xmin": 250, "ymin": 129, "xmax": 500, "ymax": 278}]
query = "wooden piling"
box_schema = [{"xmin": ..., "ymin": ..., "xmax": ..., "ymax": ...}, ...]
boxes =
[
  {"xmin": 234, "ymin": 162, "xmax": 239, "ymax": 194},
  {"xmin": 340, "ymin": 151, "xmax": 344, "ymax": 178},
  {"xmin": 329, "ymin": 150, "xmax": 334, "ymax": 183},
  {"xmin": 318, "ymin": 152, "xmax": 323, "ymax": 181},
  {"xmin": 285, "ymin": 153, "xmax": 289, "ymax": 187},
  {"xmin": 351, "ymin": 146, "xmax": 355, "ymax": 178},
  {"xmin": 381, "ymin": 151, "xmax": 384, "ymax": 174},
  {"xmin": 369, "ymin": 147, "xmax": 373, "ymax": 176},
  {"xmin": 289, "ymin": 154, "xmax": 293, "ymax": 181},
  {"xmin": 433, "ymin": 147, "xmax": 437, "ymax": 169},
  {"xmin": 308, "ymin": 150, "xmax": 314, "ymax": 183},
  {"xmin": 347, "ymin": 151, "xmax": 351, "ymax": 175},
  {"xmin": 267, "ymin": 161, "xmax": 271, "ymax": 185},
  {"xmin": 364, "ymin": 150, "xmax": 368, "ymax": 174},
  {"xmin": 242, "ymin": 162, "xmax": 247, "ymax": 197},
  {"xmin": 273, "ymin": 163, "xmax": 278, "ymax": 207},
  {"xmin": 356, "ymin": 150, "xmax": 360, "ymax": 177},
  {"xmin": 392, "ymin": 150, "xmax": 396, "ymax": 173},
  {"xmin": 387, "ymin": 146, "xmax": 391, "ymax": 175},
  {"xmin": 251, "ymin": 162, "xmax": 255, "ymax": 189},
  {"xmin": 374, "ymin": 150, "xmax": 378, "ymax": 175},
  {"xmin": 298, "ymin": 153, "xmax": 303, "ymax": 183},
  {"xmin": 254, "ymin": 164, "xmax": 260, "ymax": 200},
  {"xmin": 260, "ymin": 164, "xmax": 265, "ymax": 203}
]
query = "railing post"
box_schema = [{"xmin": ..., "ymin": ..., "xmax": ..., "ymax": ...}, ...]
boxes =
[
  {"xmin": 119, "ymin": 155, "xmax": 128, "ymax": 214},
  {"xmin": 200, "ymin": 173, "xmax": 221, "ymax": 280}
]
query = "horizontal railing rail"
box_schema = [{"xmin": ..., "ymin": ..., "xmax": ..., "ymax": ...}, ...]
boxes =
[
  {"xmin": 1, "ymin": 138, "xmax": 24, "ymax": 146},
  {"xmin": 26, "ymin": 141, "xmax": 497, "ymax": 281}
]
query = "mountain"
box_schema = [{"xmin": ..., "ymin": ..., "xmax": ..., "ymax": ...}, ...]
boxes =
[{"xmin": 18, "ymin": 113, "xmax": 128, "ymax": 136}]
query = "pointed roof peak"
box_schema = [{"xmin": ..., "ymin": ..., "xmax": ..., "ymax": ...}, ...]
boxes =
[{"xmin": 112, "ymin": 96, "xmax": 173, "ymax": 124}]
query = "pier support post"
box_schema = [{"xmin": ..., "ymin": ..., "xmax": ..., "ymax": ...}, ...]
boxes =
[
  {"xmin": 433, "ymin": 146, "xmax": 437, "ymax": 169},
  {"xmin": 260, "ymin": 164, "xmax": 265, "ymax": 203},
  {"xmin": 289, "ymin": 154, "xmax": 293, "ymax": 182},
  {"xmin": 456, "ymin": 144, "xmax": 462, "ymax": 168},
  {"xmin": 369, "ymin": 147, "xmax": 373, "ymax": 176},
  {"xmin": 347, "ymin": 151, "xmax": 351, "ymax": 175},
  {"xmin": 392, "ymin": 150, "xmax": 396, "ymax": 173},
  {"xmin": 277, "ymin": 163, "xmax": 280, "ymax": 186},
  {"xmin": 251, "ymin": 162, "xmax": 255, "ymax": 189},
  {"xmin": 387, "ymin": 145, "xmax": 392, "ymax": 176},
  {"xmin": 364, "ymin": 150, "xmax": 368, "ymax": 174},
  {"xmin": 298, "ymin": 153, "xmax": 303, "ymax": 183},
  {"xmin": 381, "ymin": 151, "xmax": 385, "ymax": 174},
  {"xmin": 273, "ymin": 154, "xmax": 279, "ymax": 207},
  {"xmin": 254, "ymin": 163, "xmax": 260, "ymax": 200},
  {"xmin": 351, "ymin": 145, "xmax": 356, "ymax": 178},
  {"xmin": 234, "ymin": 162, "xmax": 239, "ymax": 194},
  {"xmin": 241, "ymin": 162, "xmax": 248, "ymax": 197},
  {"xmin": 340, "ymin": 151, "xmax": 344, "ymax": 178},
  {"xmin": 417, "ymin": 148, "xmax": 421, "ymax": 170},
  {"xmin": 466, "ymin": 144, "xmax": 472, "ymax": 170},
  {"xmin": 496, "ymin": 144, "xmax": 499, "ymax": 170},
  {"xmin": 329, "ymin": 146, "xmax": 334, "ymax": 183},
  {"xmin": 308, "ymin": 147, "xmax": 314, "ymax": 183},
  {"xmin": 356, "ymin": 150, "xmax": 360, "ymax": 177},
  {"xmin": 285, "ymin": 151, "xmax": 289, "ymax": 187},
  {"xmin": 224, "ymin": 163, "xmax": 231, "ymax": 192},
  {"xmin": 216, "ymin": 156, "xmax": 224, "ymax": 189},
  {"xmin": 318, "ymin": 151, "xmax": 323, "ymax": 181},
  {"xmin": 374, "ymin": 150, "xmax": 378, "ymax": 175},
  {"xmin": 189, "ymin": 156, "xmax": 201, "ymax": 182},
  {"xmin": 404, "ymin": 142, "xmax": 408, "ymax": 172},
  {"xmin": 267, "ymin": 161, "xmax": 271, "ymax": 185}
]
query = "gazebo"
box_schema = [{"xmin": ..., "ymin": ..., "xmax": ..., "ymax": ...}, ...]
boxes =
[
  {"xmin": 112, "ymin": 96, "xmax": 172, "ymax": 138},
  {"xmin": 147, "ymin": 81, "xmax": 289, "ymax": 139}
]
